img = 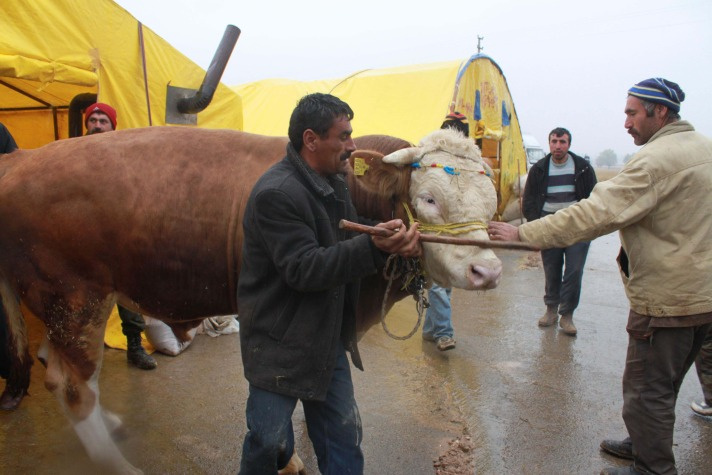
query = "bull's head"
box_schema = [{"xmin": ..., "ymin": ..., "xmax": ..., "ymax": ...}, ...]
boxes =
[{"xmin": 381, "ymin": 128, "xmax": 502, "ymax": 290}]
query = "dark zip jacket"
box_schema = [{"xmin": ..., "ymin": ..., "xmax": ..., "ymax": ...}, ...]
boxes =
[
  {"xmin": 522, "ymin": 152, "xmax": 597, "ymax": 221},
  {"xmin": 238, "ymin": 143, "xmax": 387, "ymax": 401}
]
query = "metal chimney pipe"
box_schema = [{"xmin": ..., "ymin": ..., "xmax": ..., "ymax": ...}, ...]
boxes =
[{"xmin": 177, "ymin": 25, "xmax": 241, "ymax": 114}]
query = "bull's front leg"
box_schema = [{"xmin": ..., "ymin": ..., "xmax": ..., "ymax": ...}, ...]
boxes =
[{"xmin": 74, "ymin": 401, "xmax": 142, "ymax": 475}]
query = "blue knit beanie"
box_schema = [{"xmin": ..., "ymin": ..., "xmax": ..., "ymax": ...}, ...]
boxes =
[{"xmin": 628, "ymin": 78, "xmax": 685, "ymax": 113}]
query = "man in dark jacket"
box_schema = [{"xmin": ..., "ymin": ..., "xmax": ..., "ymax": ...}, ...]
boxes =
[
  {"xmin": 237, "ymin": 93, "xmax": 421, "ymax": 474},
  {"xmin": 0, "ymin": 123, "xmax": 17, "ymax": 153},
  {"xmin": 522, "ymin": 127, "xmax": 597, "ymax": 336},
  {"xmin": 0, "ymin": 122, "xmax": 19, "ymax": 410}
]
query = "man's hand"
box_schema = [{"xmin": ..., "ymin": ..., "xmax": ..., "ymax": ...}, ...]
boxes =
[
  {"xmin": 487, "ymin": 221, "xmax": 520, "ymax": 242},
  {"xmin": 371, "ymin": 219, "xmax": 422, "ymax": 257}
]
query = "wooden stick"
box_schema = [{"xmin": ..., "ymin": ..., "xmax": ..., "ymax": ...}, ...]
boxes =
[{"xmin": 339, "ymin": 220, "xmax": 539, "ymax": 251}]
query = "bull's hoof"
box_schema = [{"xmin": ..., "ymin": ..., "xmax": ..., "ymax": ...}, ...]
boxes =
[
  {"xmin": 278, "ymin": 450, "xmax": 306, "ymax": 475},
  {"xmin": 0, "ymin": 389, "xmax": 24, "ymax": 411}
]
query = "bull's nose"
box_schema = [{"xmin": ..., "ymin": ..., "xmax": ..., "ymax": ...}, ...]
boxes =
[{"xmin": 468, "ymin": 263, "xmax": 502, "ymax": 290}]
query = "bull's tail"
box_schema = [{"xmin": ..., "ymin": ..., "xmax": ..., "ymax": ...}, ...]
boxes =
[{"xmin": 0, "ymin": 273, "xmax": 33, "ymax": 410}]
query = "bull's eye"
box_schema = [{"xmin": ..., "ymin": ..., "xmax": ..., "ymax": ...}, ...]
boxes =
[{"xmin": 426, "ymin": 198, "xmax": 435, "ymax": 204}]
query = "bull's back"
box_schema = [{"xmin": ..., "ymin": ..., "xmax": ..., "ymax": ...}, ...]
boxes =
[{"xmin": 0, "ymin": 127, "xmax": 287, "ymax": 320}]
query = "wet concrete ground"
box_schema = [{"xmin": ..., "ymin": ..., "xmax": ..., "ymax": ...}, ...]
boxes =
[{"xmin": 2, "ymin": 231, "xmax": 712, "ymax": 474}]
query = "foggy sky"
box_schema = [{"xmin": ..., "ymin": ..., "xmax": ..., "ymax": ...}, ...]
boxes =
[{"xmin": 117, "ymin": 0, "xmax": 711, "ymax": 162}]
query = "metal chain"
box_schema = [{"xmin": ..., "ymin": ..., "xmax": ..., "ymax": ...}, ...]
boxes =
[{"xmin": 380, "ymin": 255, "xmax": 430, "ymax": 340}]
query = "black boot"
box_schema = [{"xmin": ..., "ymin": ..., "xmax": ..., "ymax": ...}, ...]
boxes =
[{"xmin": 126, "ymin": 333, "xmax": 157, "ymax": 370}]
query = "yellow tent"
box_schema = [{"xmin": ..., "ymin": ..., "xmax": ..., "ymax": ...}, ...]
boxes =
[
  {"xmin": 233, "ymin": 55, "xmax": 527, "ymax": 217},
  {"xmin": 0, "ymin": 0, "xmax": 242, "ymax": 150},
  {"xmin": 235, "ymin": 78, "xmax": 340, "ymax": 135}
]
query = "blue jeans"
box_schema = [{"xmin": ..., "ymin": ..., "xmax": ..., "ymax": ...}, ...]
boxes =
[
  {"xmin": 239, "ymin": 344, "xmax": 364, "ymax": 475},
  {"xmin": 423, "ymin": 284, "xmax": 453, "ymax": 340},
  {"xmin": 540, "ymin": 241, "xmax": 590, "ymax": 315}
]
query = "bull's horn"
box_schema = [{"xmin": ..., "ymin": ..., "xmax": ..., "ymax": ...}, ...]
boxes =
[{"xmin": 382, "ymin": 147, "xmax": 421, "ymax": 165}]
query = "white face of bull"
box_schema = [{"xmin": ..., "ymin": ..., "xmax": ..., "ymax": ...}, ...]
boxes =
[{"xmin": 383, "ymin": 129, "xmax": 502, "ymax": 290}]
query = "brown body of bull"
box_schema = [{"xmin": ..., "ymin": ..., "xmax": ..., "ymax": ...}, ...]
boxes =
[
  {"xmin": 0, "ymin": 127, "xmax": 501, "ymax": 473},
  {"xmin": 0, "ymin": 127, "xmax": 416, "ymax": 472}
]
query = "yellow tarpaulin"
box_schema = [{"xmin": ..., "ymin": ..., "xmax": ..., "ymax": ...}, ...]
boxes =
[
  {"xmin": 1, "ymin": 0, "xmax": 243, "ymax": 150},
  {"xmin": 233, "ymin": 55, "xmax": 527, "ymax": 217},
  {"xmin": 234, "ymin": 78, "xmax": 340, "ymax": 136}
]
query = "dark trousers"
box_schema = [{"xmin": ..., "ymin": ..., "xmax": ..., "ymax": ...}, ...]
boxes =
[
  {"xmin": 622, "ymin": 324, "xmax": 711, "ymax": 475},
  {"xmin": 0, "ymin": 304, "xmax": 9, "ymax": 379},
  {"xmin": 541, "ymin": 241, "xmax": 590, "ymax": 315},
  {"xmin": 694, "ymin": 326, "xmax": 712, "ymax": 405},
  {"xmin": 239, "ymin": 344, "xmax": 364, "ymax": 475},
  {"xmin": 117, "ymin": 306, "xmax": 145, "ymax": 336}
]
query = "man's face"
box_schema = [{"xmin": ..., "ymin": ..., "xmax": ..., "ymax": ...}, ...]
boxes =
[
  {"xmin": 624, "ymin": 96, "xmax": 666, "ymax": 146},
  {"xmin": 310, "ymin": 116, "xmax": 356, "ymax": 176},
  {"xmin": 86, "ymin": 112, "xmax": 114, "ymax": 135},
  {"xmin": 548, "ymin": 133, "xmax": 571, "ymax": 163}
]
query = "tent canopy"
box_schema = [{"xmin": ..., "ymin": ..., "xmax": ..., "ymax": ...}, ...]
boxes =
[
  {"xmin": 0, "ymin": 0, "xmax": 242, "ymax": 149},
  {"xmin": 233, "ymin": 55, "xmax": 527, "ymax": 216}
]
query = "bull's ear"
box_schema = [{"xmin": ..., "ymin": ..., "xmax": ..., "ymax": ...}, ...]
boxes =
[
  {"xmin": 382, "ymin": 147, "xmax": 421, "ymax": 166},
  {"xmin": 349, "ymin": 150, "xmax": 411, "ymax": 205},
  {"xmin": 483, "ymin": 161, "xmax": 495, "ymax": 179},
  {"xmin": 350, "ymin": 151, "xmax": 385, "ymax": 177}
]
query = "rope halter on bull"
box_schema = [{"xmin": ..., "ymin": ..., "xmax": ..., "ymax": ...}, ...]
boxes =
[{"xmin": 379, "ymin": 148, "xmax": 493, "ymax": 340}]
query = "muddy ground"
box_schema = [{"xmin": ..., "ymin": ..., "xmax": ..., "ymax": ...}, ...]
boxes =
[{"xmin": 2, "ymin": 231, "xmax": 712, "ymax": 474}]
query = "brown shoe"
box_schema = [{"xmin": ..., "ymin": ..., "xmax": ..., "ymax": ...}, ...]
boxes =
[
  {"xmin": 278, "ymin": 449, "xmax": 306, "ymax": 475},
  {"xmin": 538, "ymin": 306, "xmax": 558, "ymax": 327},
  {"xmin": 559, "ymin": 313, "xmax": 577, "ymax": 336}
]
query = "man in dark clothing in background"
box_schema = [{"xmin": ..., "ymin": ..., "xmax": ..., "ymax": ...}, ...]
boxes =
[
  {"xmin": 522, "ymin": 127, "xmax": 597, "ymax": 336},
  {"xmin": 0, "ymin": 122, "xmax": 20, "ymax": 410},
  {"xmin": 84, "ymin": 103, "xmax": 157, "ymax": 370},
  {"xmin": 0, "ymin": 123, "xmax": 17, "ymax": 153}
]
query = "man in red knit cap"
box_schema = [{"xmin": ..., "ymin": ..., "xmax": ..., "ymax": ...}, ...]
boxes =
[
  {"xmin": 84, "ymin": 102, "xmax": 157, "ymax": 370},
  {"xmin": 84, "ymin": 102, "xmax": 117, "ymax": 135}
]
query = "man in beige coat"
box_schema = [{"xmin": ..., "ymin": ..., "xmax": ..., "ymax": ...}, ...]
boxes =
[{"xmin": 489, "ymin": 78, "xmax": 712, "ymax": 475}]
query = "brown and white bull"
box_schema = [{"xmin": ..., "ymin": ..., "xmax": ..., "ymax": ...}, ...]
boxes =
[{"xmin": 0, "ymin": 126, "xmax": 501, "ymax": 473}]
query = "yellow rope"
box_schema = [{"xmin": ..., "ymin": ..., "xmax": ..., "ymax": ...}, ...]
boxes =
[{"xmin": 402, "ymin": 202, "xmax": 487, "ymax": 235}]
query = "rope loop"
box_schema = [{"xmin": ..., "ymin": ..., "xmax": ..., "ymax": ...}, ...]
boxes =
[{"xmin": 380, "ymin": 255, "xmax": 429, "ymax": 340}]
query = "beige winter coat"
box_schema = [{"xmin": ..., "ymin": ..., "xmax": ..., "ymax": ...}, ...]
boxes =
[{"xmin": 518, "ymin": 121, "xmax": 712, "ymax": 317}]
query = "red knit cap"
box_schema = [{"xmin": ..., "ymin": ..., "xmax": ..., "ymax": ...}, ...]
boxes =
[
  {"xmin": 445, "ymin": 112, "xmax": 468, "ymax": 122},
  {"xmin": 84, "ymin": 102, "xmax": 117, "ymax": 129}
]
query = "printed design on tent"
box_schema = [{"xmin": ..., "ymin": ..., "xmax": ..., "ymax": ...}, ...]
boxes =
[
  {"xmin": 481, "ymin": 81, "xmax": 497, "ymax": 109},
  {"xmin": 474, "ymin": 90, "xmax": 482, "ymax": 120},
  {"xmin": 473, "ymin": 90, "xmax": 485, "ymax": 138}
]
